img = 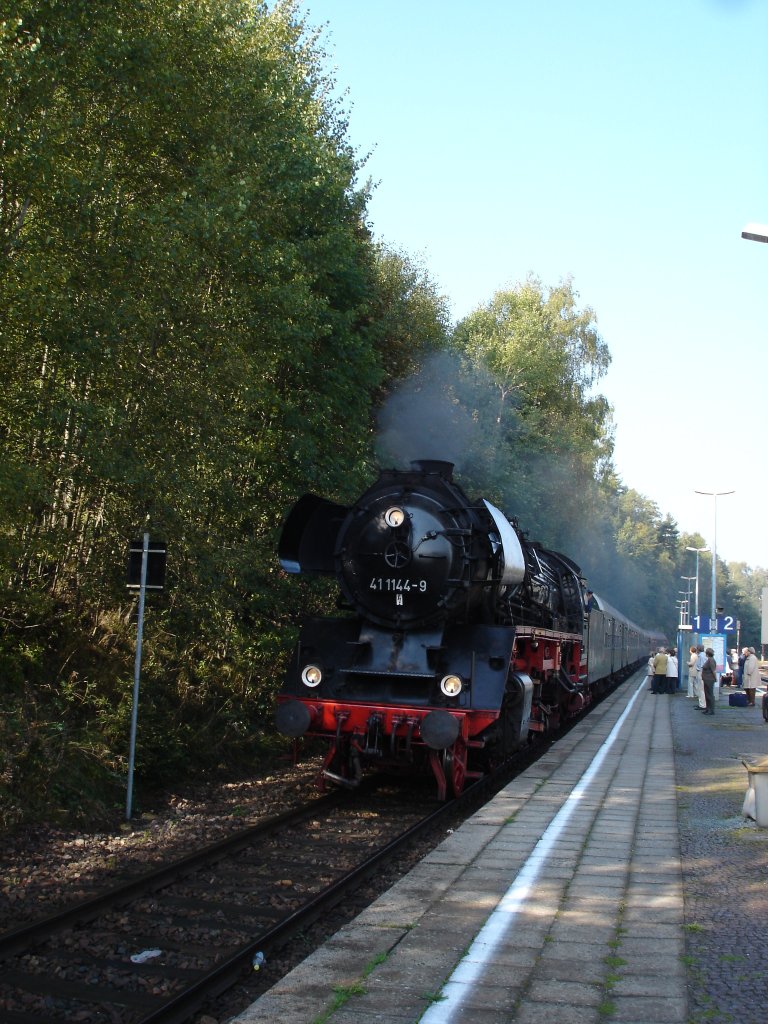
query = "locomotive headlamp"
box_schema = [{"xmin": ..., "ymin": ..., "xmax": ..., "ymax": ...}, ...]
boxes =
[
  {"xmin": 384, "ymin": 506, "xmax": 406, "ymax": 528},
  {"xmin": 440, "ymin": 674, "xmax": 463, "ymax": 697},
  {"xmin": 301, "ymin": 664, "xmax": 323, "ymax": 687}
]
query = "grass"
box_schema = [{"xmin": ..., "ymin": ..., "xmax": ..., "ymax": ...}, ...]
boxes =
[
  {"xmin": 363, "ymin": 951, "xmax": 389, "ymax": 975},
  {"xmin": 420, "ymin": 990, "xmax": 447, "ymax": 1004},
  {"xmin": 311, "ymin": 983, "xmax": 364, "ymax": 1024},
  {"xmin": 596, "ymin": 896, "xmax": 629, "ymax": 1016},
  {"xmin": 310, "ymin": 950, "xmax": 391, "ymax": 1024}
]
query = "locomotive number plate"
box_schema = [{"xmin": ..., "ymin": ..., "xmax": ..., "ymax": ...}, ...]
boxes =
[{"xmin": 369, "ymin": 578, "xmax": 427, "ymax": 592}]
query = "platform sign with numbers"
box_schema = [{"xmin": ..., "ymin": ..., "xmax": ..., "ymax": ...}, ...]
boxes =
[{"xmin": 691, "ymin": 614, "xmax": 736, "ymax": 633}]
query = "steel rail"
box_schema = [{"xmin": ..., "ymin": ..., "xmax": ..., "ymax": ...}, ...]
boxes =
[
  {"xmin": 136, "ymin": 781, "xmax": 487, "ymax": 1024},
  {"xmin": 0, "ymin": 789, "xmax": 347, "ymax": 962}
]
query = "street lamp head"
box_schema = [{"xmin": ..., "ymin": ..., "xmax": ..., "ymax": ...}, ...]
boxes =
[{"xmin": 742, "ymin": 222, "xmax": 768, "ymax": 243}]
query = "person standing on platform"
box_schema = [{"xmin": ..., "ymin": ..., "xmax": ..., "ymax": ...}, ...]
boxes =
[
  {"xmin": 743, "ymin": 647, "xmax": 759, "ymax": 706},
  {"xmin": 652, "ymin": 647, "xmax": 668, "ymax": 694},
  {"xmin": 646, "ymin": 652, "xmax": 656, "ymax": 692},
  {"xmin": 695, "ymin": 645, "xmax": 707, "ymax": 709},
  {"xmin": 738, "ymin": 648, "xmax": 746, "ymax": 688},
  {"xmin": 701, "ymin": 648, "xmax": 717, "ymax": 715},
  {"xmin": 666, "ymin": 647, "xmax": 679, "ymax": 694},
  {"xmin": 687, "ymin": 645, "xmax": 698, "ymax": 699}
]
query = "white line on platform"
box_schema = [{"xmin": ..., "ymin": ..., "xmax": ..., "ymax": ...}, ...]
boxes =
[{"xmin": 420, "ymin": 675, "xmax": 645, "ymax": 1024}]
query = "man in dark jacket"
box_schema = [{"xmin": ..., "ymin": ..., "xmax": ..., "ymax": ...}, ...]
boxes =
[{"xmin": 701, "ymin": 648, "xmax": 717, "ymax": 715}]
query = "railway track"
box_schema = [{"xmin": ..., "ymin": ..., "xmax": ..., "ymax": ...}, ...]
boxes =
[
  {"xmin": 0, "ymin": 779, "xmax": 480, "ymax": 1024},
  {"xmin": 0, "ymin": 672, "xmax": 625, "ymax": 1024}
]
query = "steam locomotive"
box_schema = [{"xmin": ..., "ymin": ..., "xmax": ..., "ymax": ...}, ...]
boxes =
[{"xmin": 275, "ymin": 460, "xmax": 661, "ymax": 799}]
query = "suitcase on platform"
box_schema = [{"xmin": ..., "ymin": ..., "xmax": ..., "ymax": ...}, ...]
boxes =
[{"xmin": 729, "ymin": 691, "xmax": 748, "ymax": 707}]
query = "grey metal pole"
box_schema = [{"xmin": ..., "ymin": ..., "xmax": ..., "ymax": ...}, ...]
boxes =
[
  {"xmin": 711, "ymin": 498, "xmax": 718, "ymax": 621},
  {"xmin": 126, "ymin": 532, "xmax": 149, "ymax": 821},
  {"xmin": 694, "ymin": 491, "xmax": 734, "ymax": 625}
]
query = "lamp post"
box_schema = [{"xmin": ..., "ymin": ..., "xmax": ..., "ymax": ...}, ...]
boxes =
[
  {"xmin": 685, "ymin": 546, "xmax": 709, "ymax": 620},
  {"xmin": 681, "ymin": 576, "xmax": 696, "ymax": 623},
  {"xmin": 694, "ymin": 491, "xmax": 735, "ymax": 623}
]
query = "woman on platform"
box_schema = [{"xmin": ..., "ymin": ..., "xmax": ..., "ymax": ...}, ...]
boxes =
[
  {"xmin": 665, "ymin": 647, "xmax": 679, "ymax": 694},
  {"xmin": 743, "ymin": 647, "xmax": 759, "ymax": 706},
  {"xmin": 687, "ymin": 645, "xmax": 698, "ymax": 699}
]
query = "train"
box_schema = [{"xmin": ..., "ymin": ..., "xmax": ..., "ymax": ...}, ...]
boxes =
[{"xmin": 275, "ymin": 460, "xmax": 663, "ymax": 799}]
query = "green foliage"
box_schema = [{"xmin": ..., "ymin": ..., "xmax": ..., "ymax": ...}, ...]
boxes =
[
  {"xmin": 454, "ymin": 274, "xmax": 611, "ymax": 441},
  {"xmin": 366, "ymin": 245, "xmax": 451, "ymax": 389},
  {"xmin": 448, "ymin": 277, "xmax": 759, "ymax": 638},
  {"xmin": 723, "ymin": 562, "xmax": 764, "ymax": 648},
  {"xmin": 451, "ymin": 277, "xmax": 614, "ymax": 543},
  {"xmin": 0, "ymin": 0, "xmax": 455, "ymax": 829}
]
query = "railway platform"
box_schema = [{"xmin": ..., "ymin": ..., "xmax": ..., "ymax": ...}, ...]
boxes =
[{"xmin": 232, "ymin": 670, "xmax": 768, "ymax": 1024}]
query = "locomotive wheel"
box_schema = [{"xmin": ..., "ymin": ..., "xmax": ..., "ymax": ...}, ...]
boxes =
[{"xmin": 442, "ymin": 737, "xmax": 468, "ymax": 798}]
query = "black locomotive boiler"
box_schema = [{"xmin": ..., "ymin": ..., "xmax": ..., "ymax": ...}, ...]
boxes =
[{"xmin": 276, "ymin": 460, "xmax": 660, "ymax": 798}]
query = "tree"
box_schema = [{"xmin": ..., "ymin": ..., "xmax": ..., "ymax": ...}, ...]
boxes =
[
  {"xmin": 724, "ymin": 561, "xmax": 764, "ymax": 649},
  {"xmin": 451, "ymin": 276, "xmax": 614, "ymax": 547},
  {"xmin": 0, "ymin": 0, "xmax": 395, "ymax": 824},
  {"xmin": 2, "ymin": 0, "xmax": 383, "ymax": 595},
  {"xmin": 366, "ymin": 245, "xmax": 451, "ymax": 391}
]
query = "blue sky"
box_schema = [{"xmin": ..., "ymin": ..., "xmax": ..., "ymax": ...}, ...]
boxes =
[{"xmin": 297, "ymin": 0, "xmax": 768, "ymax": 571}]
